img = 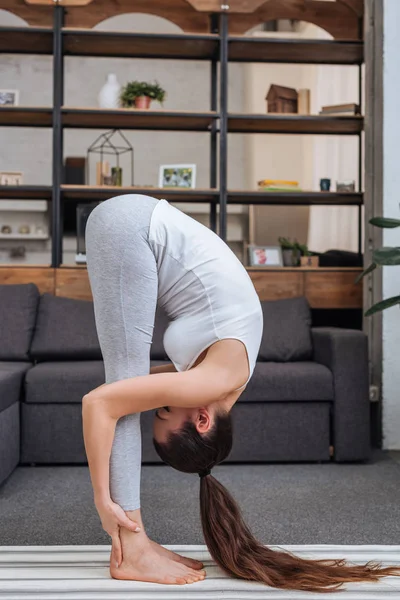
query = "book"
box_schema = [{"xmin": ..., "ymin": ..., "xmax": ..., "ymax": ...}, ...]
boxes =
[
  {"xmin": 257, "ymin": 179, "xmax": 299, "ymax": 187},
  {"xmin": 320, "ymin": 103, "xmax": 360, "ymax": 114}
]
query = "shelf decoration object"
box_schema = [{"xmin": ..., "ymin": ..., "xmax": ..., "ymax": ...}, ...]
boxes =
[
  {"xmin": 266, "ymin": 85, "xmax": 298, "ymax": 114},
  {"xmin": 258, "ymin": 179, "xmax": 301, "ymax": 192},
  {"xmin": 320, "ymin": 178, "xmax": 331, "ymax": 191},
  {"xmin": 0, "ymin": 171, "xmax": 23, "ymax": 185},
  {"xmin": 87, "ymin": 129, "xmax": 133, "ymax": 186},
  {"xmin": 0, "ymin": 89, "xmax": 19, "ymax": 106},
  {"xmin": 98, "ymin": 73, "xmax": 121, "ymax": 109},
  {"xmin": 120, "ymin": 81, "xmax": 166, "ymax": 110},
  {"xmin": 1, "ymin": 225, "xmax": 12, "ymax": 234},
  {"xmin": 298, "ymin": 89, "xmax": 310, "ymax": 115},
  {"xmin": 336, "ymin": 180, "xmax": 356, "ymax": 193},
  {"xmin": 248, "ymin": 245, "xmax": 283, "ymax": 267},
  {"xmin": 159, "ymin": 164, "xmax": 196, "ymax": 189},
  {"xmin": 319, "ymin": 103, "xmax": 360, "ymax": 116}
]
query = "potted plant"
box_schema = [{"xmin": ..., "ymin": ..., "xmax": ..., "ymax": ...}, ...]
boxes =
[
  {"xmin": 120, "ymin": 81, "xmax": 166, "ymax": 109},
  {"xmin": 297, "ymin": 243, "xmax": 319, "ymax": 267},
  {"xmin": 278, "ymin": 237, "xmax": 301, "ymax": 267},
  {"xmin": 357, "ymin": 216, "xmax": 400, "ymax": 315}
]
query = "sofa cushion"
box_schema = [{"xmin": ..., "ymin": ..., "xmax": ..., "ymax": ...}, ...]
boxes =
[
  {"xmin": 0, "ymin": 362, "xmax": 31, "ymax": 412},
  {"xmin": 0, "ymin": 284, "xmax": 39, "ymax": 360},
  {"xmin": 25, "ymin": 361, "xmax": 105, "ymax": 404},
  {"xmin": 259, "ymin": 297, "xmax": 313, "ymax": 362},
  {"xmin": 240, "ymin": 361, "xmax": 333, "ymax": 402},
  {"xmin": 30, "ymin": 295, "xmax": 102, "ymax": 361}
]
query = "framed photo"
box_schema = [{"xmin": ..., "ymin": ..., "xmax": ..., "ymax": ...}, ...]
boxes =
[
  {"xmin": 0, "ymin": 171, "xmax": 23, "ymax": 186},
  {"xmin": 248, "ymin": 245, "xmax": 283, "ymax": 267},
  {"xmin": 159, "ymin": 164, "xmax": 196, "ymax": 189},
  {"xmin": 0, "ymin": 90, "xmax": 19, "ymax": 106}
]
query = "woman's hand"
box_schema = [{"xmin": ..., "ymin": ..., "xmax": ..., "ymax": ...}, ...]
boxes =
[{"xmin": 95, "ymin": 497, "xmax": 141, "ymax": 567}]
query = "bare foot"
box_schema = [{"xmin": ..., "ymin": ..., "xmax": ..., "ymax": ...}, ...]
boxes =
[
  {"xmin": 150, "ymin": 540, "xmax": 204, "ymax": 570},
  {"xmin": 110, "ymin": 528, "xmax": 206, "ymax": 585}
]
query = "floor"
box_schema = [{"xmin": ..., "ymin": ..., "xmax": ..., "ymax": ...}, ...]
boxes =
[
  {"xmin": 1, "ymin": 449, "xmax": 400, "ymax": 546},
  {"xmin": 1, "ymin": 544, "xmax": 400, "ymax": 599}
]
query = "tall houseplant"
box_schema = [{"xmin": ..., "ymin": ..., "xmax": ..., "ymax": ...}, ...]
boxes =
[
  {"xmin": 120, "ymin": 81, "xmax": 166, "ymax": 109},
  {"xmin": 357, "ymin": 217, "xmax": 400, "ymax": 315}
]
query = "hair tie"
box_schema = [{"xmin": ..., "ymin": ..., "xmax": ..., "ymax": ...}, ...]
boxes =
[{"xmin": 199, "ymin": 468, "xmax": 211, "ymax": 478}]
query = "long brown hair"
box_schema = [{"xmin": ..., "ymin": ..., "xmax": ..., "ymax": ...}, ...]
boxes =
[{"xmin": 153, "ymin": 411, "xmax": 400, "ymax": 593}]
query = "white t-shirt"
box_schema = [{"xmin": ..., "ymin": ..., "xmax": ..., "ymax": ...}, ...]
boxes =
[{"xmin": 148, "ymin": 200, "xmax": 263, "ymax": 387}]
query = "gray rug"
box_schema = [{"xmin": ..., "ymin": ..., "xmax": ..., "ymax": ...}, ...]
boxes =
[{"xmin": 1, "ymin": 449, "xmax": 400, "ymax": 546}]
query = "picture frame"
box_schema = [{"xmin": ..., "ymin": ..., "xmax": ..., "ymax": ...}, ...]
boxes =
[
  {"xmin": 248, "ymin": 245, "xmax": 283, "ymax": 267},
  {"xmin": 159, "ymin": 164, "xmax": 196, "ymax": 189},
  {"xmin": 0, "ymin": 90, "xmax": 19, "ymax": 106},
  {"xmin": 0, "ymin": 171, "xmax": 23, "ymax": 186}
]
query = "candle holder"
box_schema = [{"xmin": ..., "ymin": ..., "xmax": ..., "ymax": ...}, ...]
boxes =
[{"xmin": 87, "ymin": 129, "xmax": 134, "ymax": 187}]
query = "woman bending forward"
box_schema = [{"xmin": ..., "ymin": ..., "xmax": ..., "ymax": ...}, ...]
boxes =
[{"xmin": 83, "ymin": 195, "xmax": 400, "ymax": 592}]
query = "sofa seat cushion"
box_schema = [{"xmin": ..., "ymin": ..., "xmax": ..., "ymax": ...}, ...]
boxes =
[
  {"xmin": 30, "ymin": 295, "xmax": 102, "ymax": 361},
  {"xmin": 0, "ymin": 284, "xmax": 39, "ymax": 361},
  {"xmin": 0, "ymin": 362, "xmax": 31, "ymax": 412},
  {"xmin": 240, "ymin": 361, "xmax": 333, "ymax": 402},
  {"xmin": 25, "ymin": 361, "xmax": 105, "ymax": 404},
  {"xmin": 259, "ymin": 297, "xmax": 313, "ymax": 362}
]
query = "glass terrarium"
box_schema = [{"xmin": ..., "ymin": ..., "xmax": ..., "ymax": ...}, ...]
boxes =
[{"xmin": 76, "ymin": 202, "xmax": 99, "ymax": 264}]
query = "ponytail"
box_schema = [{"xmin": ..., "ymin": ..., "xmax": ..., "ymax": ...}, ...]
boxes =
[
  {"xmin": 154, "ymin": 411, "xmax": 400, "ymax": 593},
  {"xmin": 200, "ymin": 473, "xmax": 400, "ymax": 593}
]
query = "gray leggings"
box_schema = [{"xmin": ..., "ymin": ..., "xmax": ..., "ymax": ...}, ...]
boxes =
[{"xmin": 85, "ymin": 194, "xmax": 159, "ymax": 511}]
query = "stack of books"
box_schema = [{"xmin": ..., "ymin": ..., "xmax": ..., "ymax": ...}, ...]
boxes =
[
  {"xmin": 257, "ymin": 179, "xmax": 302, "ymax": 192},
  {"xmin": 319, "ymin": 103, "xmax": 360, "ymax": 116}
]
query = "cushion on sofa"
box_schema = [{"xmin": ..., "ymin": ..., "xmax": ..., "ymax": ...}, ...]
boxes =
[
  {"xmin": 30, "ymin": 295, "xmax": 102, "ymax": 361},
  {"xmin": 239, "ymin": 361, "xmax": 333, "ymax": 402},
  {"xmin": 0, "ymin": 283, "xmax": 39, "ymax": 360},
  {"xmin": 258, "ymin": 297, "xmax": 313, "ymax": 362},
  {"xmin": 25, "ymin": 361, "xmax": 105, "ymax": 404},
  {"xmin": 0, "ymin": 362, "xmax": 32, "ymax": 412}
]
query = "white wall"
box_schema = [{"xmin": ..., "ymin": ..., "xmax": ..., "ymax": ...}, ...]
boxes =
[{"xmin": 382, "ymin": 0, "xmax": 400, "ymax": 449}]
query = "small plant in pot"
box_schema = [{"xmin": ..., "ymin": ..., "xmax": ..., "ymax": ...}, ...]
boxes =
[
  {"xmin": 120, "ymin": 81, "xmax": 166, "ymax": 109},
  {"xmin": 279, "ymin": 237, "xmax": 301, "ymax": 267},
  {"xmin": 297, "ymin": 242, "xmax": 319, "ymax": 267}
]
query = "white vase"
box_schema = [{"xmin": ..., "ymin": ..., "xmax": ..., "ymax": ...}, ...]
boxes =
[{"xmin": 98, "ymin": 73, "xmax": 121, "ymax": 109}]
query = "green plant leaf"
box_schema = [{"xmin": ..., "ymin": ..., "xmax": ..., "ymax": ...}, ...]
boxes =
[
  {"xmin": 355, "ymin": 262, "xmax": 377, "ymax": 284},
  {"xmin": 370, "ymin": 217, "xmax": 400, "ymax": 228},
  {"xmin": 372, "ymin": 247, "xmax": 400, "ymax": 265},
  {"xmin": 366, "ymin": 295, "xmax": 400, "ymax": 316}
]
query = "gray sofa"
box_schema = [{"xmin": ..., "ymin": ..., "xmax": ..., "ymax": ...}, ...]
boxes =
[{"xmin": 0, "ymin": 283, "xmax": 371, "ymax": 488}]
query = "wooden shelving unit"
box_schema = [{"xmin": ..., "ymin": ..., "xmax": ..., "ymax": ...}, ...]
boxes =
[
  {"xmin": 61, "ymin": 185, "xmax": 219, "ymax": 203},
  {"xmin": 0, "ymin": 3, "xmax": 365, "ymax": 265},
  {"xmin": 228, "ymin": 114, "xmax": 363, "ymax": 135},
  {"xmin": 0, "ymin": 107, "xmax": 52, "ymax": 127},
  {"xmin": 228, "ymin": 37, "xmax": 364, "ymax": 64},
  {"xmin": 227, "ymin": 191, "xmax": 363, "ymax": 205},
  {"xmin": 0, "ymin": 186, "xmax": 52, "ymax": 200},
  {"xmin": 62, "ymin": 108, "xmax": 218, "ymax": 131},
  {"xmin": 63, "ymin": 29, "xmax": 219, "ymax": 60}
]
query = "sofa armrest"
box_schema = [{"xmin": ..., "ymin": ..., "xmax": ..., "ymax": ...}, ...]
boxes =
[{"xmin": 312, "ymin": 327, "xmax": 371, "ymax": 462}]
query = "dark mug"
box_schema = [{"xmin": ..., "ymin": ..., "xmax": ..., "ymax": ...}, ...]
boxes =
[{"xmin": 320, "ymin": 178, "xmax": 331, "ymax": 191}]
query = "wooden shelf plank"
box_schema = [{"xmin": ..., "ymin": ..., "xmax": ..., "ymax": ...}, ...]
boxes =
[
  {"xmin": 0, "ymin": 27, "xmax": 53, "ymax": 55},
  {"xmin": 61, "ymin": 185, "xmax": 219, "ymax": 203},
  {"xmin": 228, "ymin": 191, "xmax": 363, "ymax": 205},
  {"xmin": 63, "ymin": 29, "xmax": 219, "ymax": 60},
  {"xmin": 62, "ymin": 108, "xmax": 218, "ymax": 131},
  {"xmin": 0, "ymin": 107, "xmax": 52, "ymax": 127},
  {"xmin": 228, "ymin": 114, "xmax": 364, "ymax": 135},
  {"xmin": 229, "ymin": 37, "xmax": 364, "ymax": 65},
  {"xmin": 0, "ymin": 186, "xmax": 52, "ymax": 200}
]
